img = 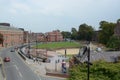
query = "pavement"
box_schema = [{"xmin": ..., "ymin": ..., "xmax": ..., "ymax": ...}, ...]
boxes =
[
  {"xmin": 0, "ymin": 64, "xmax": 4, "ymax": 80},
  {"xmin": 22, "ymin": 48, "xmax": 69, "ymax": 80}
]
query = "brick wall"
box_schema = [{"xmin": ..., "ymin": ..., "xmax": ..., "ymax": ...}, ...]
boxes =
[
  {"xmin": 0, "ymin": 27, "xmax": 24, "ymax": 47},
  {"xmin": 46, "ymin": 30, "xmax": 63, "ymax": 42}
]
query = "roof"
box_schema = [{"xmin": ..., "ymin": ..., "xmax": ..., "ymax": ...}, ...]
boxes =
[{"xmin": 0, "ymin": 25, "xmax": 23, "ymax": 32}]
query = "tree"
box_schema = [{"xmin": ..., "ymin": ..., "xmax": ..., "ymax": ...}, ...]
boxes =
[
  {"xmin": 78, "ymin": 23, "xmax": 94, "ymax": 41},
  {"xmin": 107, "ymin": 35, "xmax": 120, "ymax": 50},
  {"xmin": 0, "ymin": 33, "xmax": 4, "ymax": 47},
  {"xmin": 71, "ymin": 28, "xmax": 78, "ymax": 40},
  {"xmin": 98, "ymin": 21, "xmax": 116, "ymax": 44},
  {"xmin": 61, "ymin": 31, "xmax": 71, "ymax": 39},
  {"xmin": 117, "ymin": 19, "xmax": 120, "ymax": 22}
]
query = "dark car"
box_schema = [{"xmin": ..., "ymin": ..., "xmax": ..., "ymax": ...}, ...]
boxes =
[
  {"xmin": 4, "ymin": 57, "xmax": 10, "ymax": 62},
  {"xmin": 10, "ymin": 49, "xmax": 15, "ymax": 52}
]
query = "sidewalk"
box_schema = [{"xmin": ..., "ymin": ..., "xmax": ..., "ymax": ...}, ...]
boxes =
[
  {"xmin": 26, "ymin": 59, "xmax": 46, "ymax": 76},
  {"xmin": 24, "ymin": 52, "xmax": 69, "ymax": 79}
]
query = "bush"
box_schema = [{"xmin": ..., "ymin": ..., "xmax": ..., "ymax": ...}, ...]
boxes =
[
  {"xmin": 107, "ymin": 36, "xmax": 120, "ymax": 50},
  {"xmin": 68, "ymin": 61, "xmax": 120, "ymax": 80}
]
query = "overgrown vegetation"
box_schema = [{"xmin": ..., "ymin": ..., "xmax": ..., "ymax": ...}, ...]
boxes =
[
  {"xmin": 98, "ymin": 19, "xmax": 120, "ymax": 50},
  {"xmin": 98, "ymin": 21, "xmax": 115, "ymax": 45},
  {"xmin": 35, "ymin": 42, "xmax": 80, "ymax": 50},
  {"xmin": 68, "ymin": 61, "xmax": 120, "ymax": 80},
  {"xmin": 62, "ymin": 18, "xmax": 120, "ymax": 50},
  {"xmin": 107, "ymin": 35, "xmax": 120, "ymax": 50}
]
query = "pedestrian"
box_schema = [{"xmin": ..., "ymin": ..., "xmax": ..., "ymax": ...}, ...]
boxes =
[{"xmin": 61, "ymin": 60, "xmax": 66, "ymax": 73}]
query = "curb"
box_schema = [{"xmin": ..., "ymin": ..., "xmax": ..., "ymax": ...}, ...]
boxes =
[
  {"xmin": 0, "ymin": 57, "xmax": 6, "ymax": 80},
  {"xmin": 17, "ymin": 50, "xmax": 26, "ymax": 61},
  {"xmin": 46, "ymin": 72, "xmax": 69, "ymax": 78}
]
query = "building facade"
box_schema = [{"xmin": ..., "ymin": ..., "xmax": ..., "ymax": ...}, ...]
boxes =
[
  {"xmin": 34, "ymin": 33, "xmax": 45, "ymax": 42},
  {"xmin": 0, "ymin": 23, "xmax": 24, "ymax": 47},
  {"xmin": 45, "ymin": 30, "xmax": 63, "ymax": 42}
]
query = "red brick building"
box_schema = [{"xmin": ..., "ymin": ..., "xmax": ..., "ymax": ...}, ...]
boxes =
[
  {"xmin": 35, "ymin": 33, "xmax": 45, "ymax": 42},
  {"xmin": 0, "ymin": 23, "xmax": 24, "ymax": 47},
  {"xmin": 45, "ymin": 30, "xmax": 63, "ymax": 42}
]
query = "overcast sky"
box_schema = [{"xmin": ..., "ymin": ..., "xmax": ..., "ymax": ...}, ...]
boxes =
[{"xmin": 0, "ymin": 0, "xmax": 120, "ymax": 32}]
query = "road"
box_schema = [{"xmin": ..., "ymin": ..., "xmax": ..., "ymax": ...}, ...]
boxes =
[
  {"xmin": 0, "ymin": 47, "xmax": 40, "ymax": 80},
  {"xmin": 0, "ymin": 47, "xmax": 65, "ymax": 80}
]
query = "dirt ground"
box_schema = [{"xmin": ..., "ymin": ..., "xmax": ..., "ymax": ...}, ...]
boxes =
[
  {"xmin": 56, "ymin": 48, "xmax": 80, "ymax": 55},
  {"xmin": 55, "ymin": 42, "xmax": 102, "ymax": 55}
]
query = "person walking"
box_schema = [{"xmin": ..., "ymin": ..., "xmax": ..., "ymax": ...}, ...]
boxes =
[{"xmin": 61, "ymin": 60, "xmax": 66, "ymax": 73}]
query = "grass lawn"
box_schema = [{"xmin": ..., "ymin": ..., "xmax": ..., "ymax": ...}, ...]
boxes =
[{"xmin": 35, "ymin": 42, "xmax": 80, "ymax": 50}]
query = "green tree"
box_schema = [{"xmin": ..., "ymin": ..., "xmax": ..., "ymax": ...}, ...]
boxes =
[
  {"xmin": 117, "ymin": 19, "xmax": 120, "ymax": 22},
  {"xmin": 0, "ymin": 33, "xmax": 4, "ymax": 47},
  {"xmin": 78, "ymin": 23, "xmax": 94, "ymax": 41},
  {"xmin": 107, "ymin": 35, "xmax": 120, "ymax": 50},
  {"xmin": 61, "ymin": 31, "xmax": 71, "ymax": 39},
  {"xmin": 98, "ymin": 21, "xmax": 116, "ymax": 44},
  {"xmin": 71, "ymin": 28, "xmax": 78, "ymax": 40}
]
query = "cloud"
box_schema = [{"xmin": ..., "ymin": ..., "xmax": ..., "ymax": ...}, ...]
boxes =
[
  {"xmin": 7, "ymin": 0, "xmax": 120, "ymax": 17},
  {"xmin": 9, "ymin": 0, "xmax": 32, "ymax": 15},
  {"xmin": 9, "ymin": 8, "xmax": 17, "ymax": 14},
  {"xmin": 1, "ymin": 0, "xmax": 120, "ymax": 32}
]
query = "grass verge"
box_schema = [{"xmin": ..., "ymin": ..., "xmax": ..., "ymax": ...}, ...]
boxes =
[{"xmin": 35, "ymin": 42, "xmax": 80, "ymax": 50}]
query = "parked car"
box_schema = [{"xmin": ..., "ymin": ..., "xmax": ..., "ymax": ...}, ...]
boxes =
[
  {"xmin": 10, "ymin": 49, "xmax": 15, "ymax": 52},
  {"xmin": 4, "ymin": 57, "xmax": 10, "ymax": 62}
]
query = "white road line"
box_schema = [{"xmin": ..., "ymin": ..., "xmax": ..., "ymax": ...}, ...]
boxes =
[
  {"xmin": 19, "ymin": 71, "xmax": 23, "ymax": 78},
  {"xmin": 15, "ymin": 65, "xmax": 19, "ymax": 70},
  {"xmin": 14, "ymin": 65, "xmax": 23, "ymax": 78}
]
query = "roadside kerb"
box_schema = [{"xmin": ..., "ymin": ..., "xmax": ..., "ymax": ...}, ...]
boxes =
[
  {"xmin": 0, "ymin": 57, "xmax": 6, "ymax": 80},
  {"xmin": 17, "ymin": 49, "xmax": 26, "ymax": 61}
]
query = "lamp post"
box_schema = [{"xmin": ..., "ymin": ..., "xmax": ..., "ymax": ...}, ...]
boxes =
[
  {"xmin": 87, "ymin": 45, "xmax": 90, "ymax": 80},
  {"xmin": 28, "ymin": 31, "xmax": 31, "ymax": 58},
  {"xmin": 65, "ymin": 49, "xmax": 66, "ymax": 58},
  {"xmin": 36, "ymin": 33, "xmax": 38, "ymax": 57}
]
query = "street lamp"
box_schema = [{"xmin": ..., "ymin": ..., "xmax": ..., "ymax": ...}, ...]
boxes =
[
  {"xmin": 87, "ymin": 44, "xmax": 90, "ymax": 80},
  {"xmin": 36, "ymin": 33, "xmax": 38, "ymax": 57},
  {"xmin": 28, "ymin": 31, "xmax": 31, "ymax": 58}
]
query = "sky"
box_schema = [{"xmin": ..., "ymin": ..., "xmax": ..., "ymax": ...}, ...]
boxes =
[{"xmin": 0, "ymin": 0, "xmax": 120, "ymax": 33}]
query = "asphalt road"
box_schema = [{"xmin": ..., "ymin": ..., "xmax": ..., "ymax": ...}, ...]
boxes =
[
  {"xmin": 0, "ymin": 47, "xmax": 40, "ymax": 80},
  {"xmin": 0, "ymin": 47, "xmax": 65, "ymax": 80}
]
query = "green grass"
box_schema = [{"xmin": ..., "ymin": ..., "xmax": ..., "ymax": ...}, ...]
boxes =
[{"xmin": 35, "ymin": 42, "xmax": 80, "ymax": 50}]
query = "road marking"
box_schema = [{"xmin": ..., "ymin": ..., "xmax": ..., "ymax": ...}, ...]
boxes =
[
  {"xmin": 19, "ymin": 71, "xmax": 23, "ymax": 78},
  {"xmin": 14, "ymin": 65, "xmax": 23, "ymax": 78},
  {"xmin": 15, "ymin": 65, "xmax": 19, "ymax": 70}
]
